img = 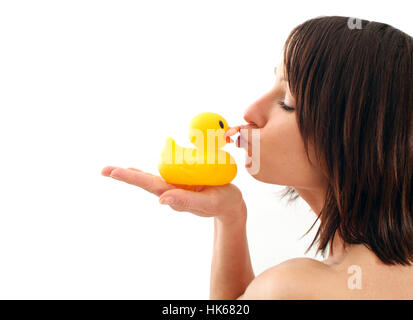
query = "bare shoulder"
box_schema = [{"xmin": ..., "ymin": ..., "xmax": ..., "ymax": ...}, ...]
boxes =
[{"xmin": 238, "ymin": 258, "xmax": 333, "ymax": 300}]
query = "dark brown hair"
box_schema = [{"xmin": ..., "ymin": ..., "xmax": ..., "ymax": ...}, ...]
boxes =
[{"xmin": 281, "ymin": 16, "xmax": 413, "ymax": 265}]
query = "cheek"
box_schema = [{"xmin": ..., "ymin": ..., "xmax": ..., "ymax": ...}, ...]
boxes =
[
  {"xmin": 263, "ymin": 119, "xmax": 303, "ymax": 167},
  {"xmin": 256, "ymin": 117, "xmax": 322, "ymax": 187}
]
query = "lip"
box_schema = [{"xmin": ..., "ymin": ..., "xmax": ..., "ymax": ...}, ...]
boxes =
[
  {"xmin": 236, "ymin": 133, "xmax": 250, "ymax": 147},
  {"xmin": 236, "ymin": 135, "xmax": 252, "ymax": 159},
  {"xmin": 240, "ymin": 124, "xmax": 255, "ymax": 130},
  {"xmin": 225, "ymin": 124, "xmax": 257, "ymax": 137},
  {"xmin": 224, "ymin": 126, "xmax": 241, "ymax": 138},
  {"xmin": 225, "ymin": 124, "xmax": 258, "ymax": 157},
  {"xmin": 225, "ymin": 125, "xmax": 251, "ymax": 150}
]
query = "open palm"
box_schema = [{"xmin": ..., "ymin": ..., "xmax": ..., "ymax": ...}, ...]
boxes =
[{"xmin": 101, "ymin": 166, "xmax": 246, "ymax": 221}]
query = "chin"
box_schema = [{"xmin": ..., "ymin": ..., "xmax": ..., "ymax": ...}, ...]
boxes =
[
  {"xmin": 247, "ymin": 167, "xmax": 273, "ymax": 184},
  {"xmin": 246, "ymin": 163, "xmax": 291, "ymax": 186}
]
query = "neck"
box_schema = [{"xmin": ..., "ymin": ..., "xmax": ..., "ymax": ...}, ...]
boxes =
[
  {"xmin": 294, "ymin": 186, "xmax": 349, "ymax": 264},
  {"xmin": 294, "ymin": 186, "xmax": 325, "ymax": 217},
  {"xmin": 325, "ymin": 231, "xmax": 350, "ymax": 265}
]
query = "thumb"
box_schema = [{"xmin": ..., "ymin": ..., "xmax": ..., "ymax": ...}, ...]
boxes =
[{"xmin": 159, "ymin": 189, "xmax": 215, "ymax": 214}]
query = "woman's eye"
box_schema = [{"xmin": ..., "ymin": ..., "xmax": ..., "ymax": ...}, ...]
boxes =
[{"xmin": 279, "ymin": 101, "xmax": 295, "ymax": 112}]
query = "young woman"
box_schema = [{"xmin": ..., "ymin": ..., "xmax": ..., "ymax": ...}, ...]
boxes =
[{"xmin": 102, "ymin": 16, "xmax": 413, "ymax": 299}]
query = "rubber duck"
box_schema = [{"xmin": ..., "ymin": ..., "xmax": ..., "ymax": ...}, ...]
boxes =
[{"xmin": 158, "ymin": 112, "xmax": 237, "ymax": 185}]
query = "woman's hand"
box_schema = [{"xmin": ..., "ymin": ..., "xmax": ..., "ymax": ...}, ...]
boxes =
[{"xmin": 101, "ymin": 166, "xmax": 246, "ymax": 223}]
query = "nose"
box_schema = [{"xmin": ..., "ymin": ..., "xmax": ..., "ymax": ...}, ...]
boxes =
[
  {"xmin": 243, "ymin": 91, "xmax": 272, "ymax": 127},
  {"xmin": 243, "ymin": 102, "xmax": 260, "ymax": 126}
]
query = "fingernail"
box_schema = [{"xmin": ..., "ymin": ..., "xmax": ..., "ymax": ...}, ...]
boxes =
[{"xmin": 160, "ymin": 197, "xmax": 174, "ymax": 205}]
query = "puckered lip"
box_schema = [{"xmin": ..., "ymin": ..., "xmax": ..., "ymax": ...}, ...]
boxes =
[
  {"xmin": 240, "ymin": 123, "xmax": 259, "ymax": 130},
  {"xmin": 224, "ymin": 124, "xmax": 258, "ymax": 137},
  {"xmin": 225, "ymin": 124, "xmax": 258, "ymax": 155},
  {"xmin": 224, "ymin": 125, "xmax": 241, "ymax": 138},
  {"xmin": 237, "ymin": 135, "xmax": 251, "ymax": 153}
]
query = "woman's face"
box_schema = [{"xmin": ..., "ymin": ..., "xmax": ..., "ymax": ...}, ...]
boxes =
[{"xmin": 241, "ymin": 61, "xmax": 327, "ymax": 190}]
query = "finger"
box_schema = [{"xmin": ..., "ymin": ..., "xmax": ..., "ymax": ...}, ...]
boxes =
[
  {"xmin": 101, "ymin": 166, "xmax": 119, "ymax": 176},
  {"xmin": 168, "ymin": 205, "xmax": 209, "ymax": 217},
  {"xmin": 109, "ymin": 168, "xmax": 174, "ymax": 196},
  {"xmin": 127, "ymin": 168, "xmax": 163, "ymax": 179},
  {"xmin": 159, "ymin": 188, "xmax": 217, "ymax": 215},
  {"xmin": 171, "ymin": 184, "xmax": 205, "ymax": 192}
]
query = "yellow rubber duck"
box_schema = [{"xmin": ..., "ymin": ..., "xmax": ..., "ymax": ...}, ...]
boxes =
[{"xmin": 158, "ymin": 112, "xmax": 237, "ymax": 185}]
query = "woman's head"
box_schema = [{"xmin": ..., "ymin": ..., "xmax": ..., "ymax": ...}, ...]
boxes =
[
  {"xmin": 243, "ymin": 16, "xmax": 413, "ymax": 265},
  {"xmin": 242, "ymin": 59, "xmax": 328, "ymax": 190}
]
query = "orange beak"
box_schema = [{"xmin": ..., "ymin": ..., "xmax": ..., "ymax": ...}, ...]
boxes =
[{"xmin": 224, "ymin": 126, "xmax": 241, "ymax": 143}]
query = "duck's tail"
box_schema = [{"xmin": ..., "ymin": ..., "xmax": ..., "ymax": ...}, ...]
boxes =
[{"xmin": 160, "ymin": 137, "xmax": 184, "ymax": 165}]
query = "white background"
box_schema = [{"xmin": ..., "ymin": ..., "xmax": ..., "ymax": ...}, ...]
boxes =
[{"xmin": 0, "ymin": 0, "xmax": 411, "ymax": 299}]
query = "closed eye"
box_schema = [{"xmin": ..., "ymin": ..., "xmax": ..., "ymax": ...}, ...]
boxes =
[{"xmin": 279, "ymin": 101, "xmax": 295, "ymax": 112}]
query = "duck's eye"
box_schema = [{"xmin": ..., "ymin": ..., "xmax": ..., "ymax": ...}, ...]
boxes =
[{"xmin": 219, "ymin": 120, "xmax": 224, "ymax": 129}]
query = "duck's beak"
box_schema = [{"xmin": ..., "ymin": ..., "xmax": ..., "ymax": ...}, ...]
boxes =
[{"xmin": 224, "ymin": 126, "xmax": 241, "ymax": 143}]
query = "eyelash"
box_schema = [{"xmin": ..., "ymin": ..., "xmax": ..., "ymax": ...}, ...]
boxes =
[{"xmin": 278, "ymin": 101, "xmax": 295, "ymax": 112}]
